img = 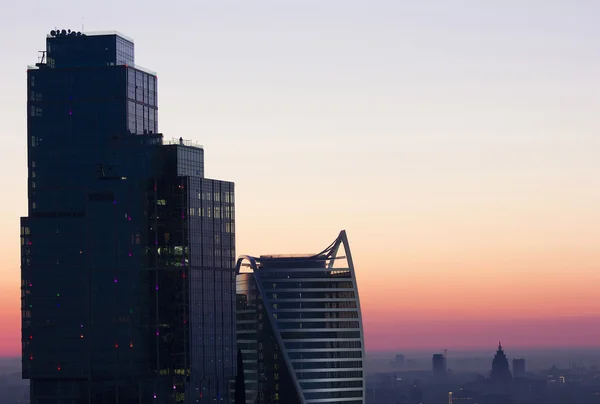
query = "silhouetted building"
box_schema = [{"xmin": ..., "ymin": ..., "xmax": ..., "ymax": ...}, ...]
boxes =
[
  {"xmin": 395, "ymin": 354, "xmax": 405, "ymax": 366},
  {"xmin": 449, "ymin": 389, "xmax": 477, "ymax": 403},
  {"xmin": 545, "ymin": 365, "xmax": 567, "ymax": 384},
  {"xmin": 512, "ymin": 358, "xmax": 525, "ymax": 378},
  {"xmin": 22, "ymin": 30, "xmax": 236, "ymax": 403},
  {"xmin": 235, "ymin": 231, "xmax": 365, "ymax": 404},
  {"xmin": 433, "ymin": 353, "xmax": 447, "ymax": 378},
  {"xmin": 490, "ymin": 343, "xmax": 512, "ymax": 383},
  {"xmin": 235, "ymin": 349, "xmax": 247, "ymax": 404},
  {"xmin": 410, "ymin": 383, "xmax": 423, "ymax": 404}
]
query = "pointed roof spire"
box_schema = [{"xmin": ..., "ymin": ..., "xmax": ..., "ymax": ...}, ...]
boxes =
[{"xmin": 491, "ymin": 341, "xmax": 512, "ymax": 382}]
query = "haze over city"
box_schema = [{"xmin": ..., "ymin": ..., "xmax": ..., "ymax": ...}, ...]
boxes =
[{"xmin": 2, "ymin": 0, "xmax": 600, "ymax": 363}]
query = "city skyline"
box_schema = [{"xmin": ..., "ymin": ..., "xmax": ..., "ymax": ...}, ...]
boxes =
[{"xmin": 2, "ymin": 1, "xmax": 600, "ymax": 356}]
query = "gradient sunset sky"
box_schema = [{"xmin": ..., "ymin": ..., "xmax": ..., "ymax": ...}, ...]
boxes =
[{"xmin": 1, "ymin": 0, "xmax": 600, "ymax": 356}]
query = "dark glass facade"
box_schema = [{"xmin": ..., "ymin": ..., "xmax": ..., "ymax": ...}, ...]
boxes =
[
  {"xmin": 235, "ymin": 231, "xmax": 365, "ymax": 404},
  {"xmin": 22, "ymin": 31, "xmax": 235, "ymax": 404}
]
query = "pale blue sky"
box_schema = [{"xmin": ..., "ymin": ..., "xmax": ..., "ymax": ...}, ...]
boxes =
[{"xmin": 2, "ymin": 0, "xmax": 600, "ymax": 350}]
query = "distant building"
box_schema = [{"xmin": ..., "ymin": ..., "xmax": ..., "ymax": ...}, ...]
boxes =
[
  {"xmin": 433, "ymin": 353, "xmax": 447, "ymax": 378},
  {"xmin": 410, "ymin": 383, "xmax": 423, "ymax": 404},
  {"xmin": 449, "ymin": 389, "xmax": 477, "ymax": 403},
  {"xmin": 482, "ymin": 393, "xmax": 512, "ymax": 404},
  {"xmin": 546, "ymin": 365, "xmax": 567, "ymax": 384},
  {"xmin": 512, "ymin": 358, "xmax": 526, "ymax": 378},
  {"xmin": 490, "ymin": 342, "xmax": 512, "ymax": 383},
  {"xmin": 396, "ymin": 354, "xmax": 405, "ymax": 366}
]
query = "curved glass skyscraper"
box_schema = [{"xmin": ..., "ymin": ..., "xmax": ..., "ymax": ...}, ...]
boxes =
[{"xmin": 235, "ymin": 231, "xmax": 365, "ymax": 404}]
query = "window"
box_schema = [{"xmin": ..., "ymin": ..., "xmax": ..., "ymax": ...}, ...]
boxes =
[
  {"xmin": 127, "ymin": 101, "xmax": 136, "ymax": 133},
  {"xmin": 30, "ymin": 106, "xmax": 42, "ymax": 117},
  {"xmin": 30, "ymin": 91, "xmax": 42, "ymax": 102},
  {"xmin": 127, "ymin": 70, "xmax": 136, "ymax": 99}
]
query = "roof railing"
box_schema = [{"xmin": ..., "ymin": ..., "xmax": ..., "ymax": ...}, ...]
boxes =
[
  {"xmin": 46, "ymin": 30, "xmax": 135, "ymax": 43},
  {"xmin": 164, "ymin": 138, "xmax": 204, "ymax": 149}
]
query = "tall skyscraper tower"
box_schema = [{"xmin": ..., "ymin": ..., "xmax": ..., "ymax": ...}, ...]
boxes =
[
  {"xmin": 235, "ymin": 231, "xmax": 365, "ymax": 404},
  {"xmin": 21, "ymin": 29, "xmax": 236, "ymax": 403}
]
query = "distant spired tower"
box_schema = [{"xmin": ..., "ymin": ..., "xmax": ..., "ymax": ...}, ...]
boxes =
[{"xmin": 490, "ymin": 342, "xmax": 512, "ymax": 382}]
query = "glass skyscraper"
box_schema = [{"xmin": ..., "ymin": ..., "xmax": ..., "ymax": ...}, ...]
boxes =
[
  {"xmin": 235, "ymin": 231, "xmax": 365, "ymax": 404},
  {"xmin": 21, "ymin": 29, "xmax": 236, "ymax": 404}
]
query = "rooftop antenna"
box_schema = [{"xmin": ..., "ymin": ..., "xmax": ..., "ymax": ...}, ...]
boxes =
[{"xmin": 36, "ymin": 51, "xmax": 46, "ymax": 66}]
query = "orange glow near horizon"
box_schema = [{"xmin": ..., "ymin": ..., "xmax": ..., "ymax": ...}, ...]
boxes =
[{"xmin": 2, "ymin": 233, "xmax": 600, "ymax": 357}]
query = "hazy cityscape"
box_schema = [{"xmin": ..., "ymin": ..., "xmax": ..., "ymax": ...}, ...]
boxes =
[{"xmin": 6, "ymin": 346, "xmax": 600, "ymax": 403}]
